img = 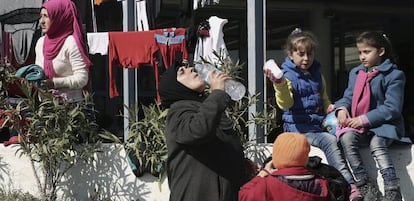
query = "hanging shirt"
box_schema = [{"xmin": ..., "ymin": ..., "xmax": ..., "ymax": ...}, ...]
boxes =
[
  {"xmin": 87, "ymin": 32, "xmax": 109, "ymax": 55},
  {"xmin": 108, "ymin": 31, "xmax": 159, "ymax": 98},
  {"xmin": 154, "ymin": 28, "xmax": 188, "ymax": 68},
  {"xmin": 3, "ymin": 22, "xmax": 38, "ymax": 65},
  {"xmin": 193, "ymin": 16, "xmax": 230, "ymax": 66}
]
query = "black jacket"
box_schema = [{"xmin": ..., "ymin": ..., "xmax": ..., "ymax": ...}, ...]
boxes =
[{"xmin": 165, "ymin": 90, "xmax": 247, "ymax": 201}]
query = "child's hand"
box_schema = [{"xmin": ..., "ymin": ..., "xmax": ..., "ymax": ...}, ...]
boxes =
[
  {"xmin": 326, "ymin": 104, "xmax": 335, "ymax": 113},
  {"xmin": 257, "ymin": 160, "xmax": 277, "ymax": 177},
  {"xmin": 263, "ymin": 59, "xmax": 283, "ymax": 82},
  {"xmin": 347, "ymin": 117, "xmax": 363, "ymax": 128},
  {"xmin": 337, "ymin": 109, "xmax": 349, "ymax": 126}
]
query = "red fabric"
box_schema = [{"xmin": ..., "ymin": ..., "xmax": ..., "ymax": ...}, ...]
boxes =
[
  {"xmin": 108, "ymin": 31, "xmax": 159, "ymax": 98},
  {"xmin": 0, "ymin": 109, "xmax": 28, "ymax": 147},
  {"xmin": 42, "ymin": 0, "xmax": 91, "ymax": 78},
  {"xmin": 154, "ymin": 28, "xmax": 188, "ymax": 68},
  {"xmin": 239, "ymin": 167, "xmax": 330, "ymax": 201},
  {"xmin": 3, "ymin": 136, "xmax": 20, "ymax": 146}
]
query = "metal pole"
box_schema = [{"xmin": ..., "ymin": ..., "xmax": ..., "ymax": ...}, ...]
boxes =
[
  {"xmin": 247, "ymin": 0, "xmax": 265, "ymax": 143},
  {"xmin": 122, "ymin": 0, "xmax": 136, "ymax": 142},
  {"xmin": 90, "ymin": 0, "xmax": 97, "ymax": 32}
]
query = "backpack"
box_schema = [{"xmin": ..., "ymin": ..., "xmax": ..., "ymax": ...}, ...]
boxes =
[{"xmin": 307, "ymin": 156, "xmax": 351, "ymax": 201}]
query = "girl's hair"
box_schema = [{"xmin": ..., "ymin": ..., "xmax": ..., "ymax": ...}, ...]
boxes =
[
  {"xmin": 283, "ymin": 28, "xmax": 318, "ymax": 54},
  {"xmin": 356, "ymin": 31, "xmax": 396, "ymax": 63}
]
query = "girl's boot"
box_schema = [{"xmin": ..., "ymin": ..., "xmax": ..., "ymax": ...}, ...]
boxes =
[{"xmin": 382, "ymin": 186, "xmax": 402, "ymax": 201}]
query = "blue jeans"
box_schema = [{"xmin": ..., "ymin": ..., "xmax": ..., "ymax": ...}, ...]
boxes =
[
  {"xmin": 305, "ymin": 132, "xmax": 355, "ymax": 184},
  {"xmin": 340, "ymin": 131, "xmax": 399, "ymax": 187}
]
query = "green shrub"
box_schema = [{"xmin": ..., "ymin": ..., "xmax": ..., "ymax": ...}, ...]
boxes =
[
  {"xmin": 3, "ymin": 78, "xmax": 115, "ymax": 201},
  {"xmin": 0, "ymin": 188, "xmax": 40, "ymax": 201}
]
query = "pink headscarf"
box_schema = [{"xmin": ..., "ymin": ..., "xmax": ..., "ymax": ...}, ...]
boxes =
[{"xmin": 42, "ymin": 0, "xmax": 91, "ymax": 78}]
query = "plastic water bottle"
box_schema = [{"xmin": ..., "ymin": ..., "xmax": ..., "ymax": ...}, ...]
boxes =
[{"xmin": 195, "ymin": 63, "xmax": 246, "ymax": 101}]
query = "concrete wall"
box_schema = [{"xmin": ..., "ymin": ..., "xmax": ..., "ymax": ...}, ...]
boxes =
[
  {"xmin": 0, "ymin": 144, "xmax": 170, "ymax": 201},
  {"xmin": 0, "ymin": 143, "xmax": 413, "ymax": 200}
]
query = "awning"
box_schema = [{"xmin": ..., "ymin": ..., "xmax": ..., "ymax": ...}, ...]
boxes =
[{"xmin": 0, "ymin": 0, "xmax": 43, "ymax": 24}]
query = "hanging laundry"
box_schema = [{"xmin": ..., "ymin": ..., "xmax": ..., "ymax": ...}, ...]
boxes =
[
  {"xmin": 196, "ymin": 20, "xmax": 210, "ymax": 38},
  {"xmin": 154, "ymin": 28, "xmax": 189, "ymax": 68},
  {"xmin": 108, "ymin": 31, "xmax": 159, "ymax": 98},
  {"xmin": 3, "ymin": 22, "xmax": 38, "ymax": 65},
  {"xmin": 87, "ymin": 32, "xmax": 109, "ymax": 55},
  {"xmin": 136, "ymin": 0, "xmax": 149, "ymax": 31},
  {"xmin": 1, "ymin": 32, "xmax": 13, "ymax": 65},
  {"xmin": 193, "ymin": 0, "xmax": 220, "ymax": 10},
  {"xmin": 193, "ymin": 16, "xmax": 231, "ymax": 66}
]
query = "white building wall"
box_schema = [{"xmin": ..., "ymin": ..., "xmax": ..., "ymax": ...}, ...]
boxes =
[{"xmin": 0, "ymin": 143, "xmax": 413, "ymax": 200}]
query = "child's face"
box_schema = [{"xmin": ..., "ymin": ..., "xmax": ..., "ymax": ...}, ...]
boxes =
[
  {"xmin": 176, "ymin": 66, "xmax": 205, "ymax": 93},
  {"xmin": 357, "ymin": 42, "xmax": 384, "ymax": 68},
  {"xmin": 288, "ymin": 44, "xmax": 315, "ymax": 70}
]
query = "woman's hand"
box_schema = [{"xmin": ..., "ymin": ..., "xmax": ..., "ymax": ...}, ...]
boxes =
[
  {"xmin": 208, "ymin": 70, "xmax": 230, "ymax": 91},
  {"xmin": 42, "ymin": 79, "xmax": 54, "ymax": 89}
]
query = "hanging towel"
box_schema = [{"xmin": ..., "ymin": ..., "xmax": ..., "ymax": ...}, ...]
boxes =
[
  {"xmin": 193, "ymin": 16, "xmax": 230, "ymax": 66},
  {"xmin": 15, "ymin": 64, "xmax": 46, "ymax": 87},
  {"xmin": 87, "ymin": 32, "xmax": 109, "ymax": 55}
]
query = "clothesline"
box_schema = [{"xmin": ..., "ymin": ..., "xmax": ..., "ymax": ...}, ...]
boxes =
[{"xmin": 87, "ymin": 28, "xmax": 189, "ymax": 99}]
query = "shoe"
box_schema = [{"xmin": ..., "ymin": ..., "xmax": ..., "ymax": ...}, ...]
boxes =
[
  {"xmin": 3, "ymin": 136, "xmax": 21, "ymax": 147},
  {"xmin": 349, "ymin": 184, "xmax": 363, "ymax": 201},
  {"xmin": 382, "ymin": 188, "xmax": 402, "ymax": 201},
  {"xmin": 359, "ymin": 182, "xmax": 382, "ymax": 201}
]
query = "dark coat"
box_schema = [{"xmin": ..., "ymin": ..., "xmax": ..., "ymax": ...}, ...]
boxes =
[{"xmin": 165, "ymin": 90, "xmax": 247, "ymax": 201}]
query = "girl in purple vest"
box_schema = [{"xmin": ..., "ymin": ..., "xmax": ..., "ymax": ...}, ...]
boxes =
[{"xmin": 334, "ymin": 31, "xmax": 406, "ymax": 201}]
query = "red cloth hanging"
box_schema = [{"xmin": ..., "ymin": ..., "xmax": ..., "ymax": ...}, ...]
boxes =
[
  {"xmin": 108, "ymin": 31, "xmax": 159, "ymax": 99},
  {"xmin": 154, "ymin": 28, "xmax": 189, "ymax": 68}
]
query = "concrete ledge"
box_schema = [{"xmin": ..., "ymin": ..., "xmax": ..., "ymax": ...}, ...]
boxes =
[
  {"xmin": 308, "ymin": 143, "xmax": 414, "ymax": 201},
  {"xmin": 0, "ymin": 144, "xmax": 170, "ymax": 201},
  {"xmin": 0, "ymin": 143, "xmax": 413, "ymax": 200}
]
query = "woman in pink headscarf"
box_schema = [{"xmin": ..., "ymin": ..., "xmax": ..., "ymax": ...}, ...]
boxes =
[{"xmin": 35, "ymin": 0, "xmax": 91, "ymax": 102}]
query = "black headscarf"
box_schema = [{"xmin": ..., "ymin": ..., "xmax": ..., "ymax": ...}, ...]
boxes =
[{"xmin": 158, "ymin": 64, "xmax": 205, "ymax": 108}]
